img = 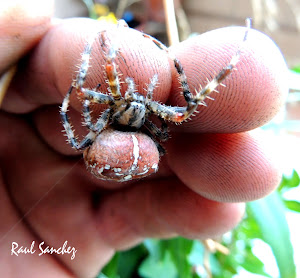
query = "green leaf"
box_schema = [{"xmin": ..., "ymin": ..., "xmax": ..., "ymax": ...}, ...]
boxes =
[
  {"xmin": 289, "ymin": 170, "xmax": 300, "ymax": 187},
  {"xmin": 238, "ymin": 216, "xmax": 263, "ymax": 240},
  {"xmin": 247, "ymin": 192, "xmax": 296, "ymax": 278},
  {"xmin": 240, "ymin": 245, "xmax": 272, "ymax": 277},
  {"xmin": 100, "ymin": 244, "xmax": 147, "ymax": 278},
  {"xmin": 167, "ymin": 237, "xmax": 194, "ymax": 278},
  {"xmin": 96, "ymin": 274, "xmax": 109, "ymax": 278},
  {"xmin": 278, "ymin": 170, "xmax": 300, "ymax": 192},
  {"xmin": 188, "ymin": 240, "xmax": 204, "ymax": 265},
  {"xmin": 284, "ymin": 200, "xmax": 300, "ymax": 212},
  {"xmin": 139, "ymin": 250, "xmax": 177, "ymax": 278},
  {"xmin": 117, "ymin": 245, "xmax": 147, "ymax": 278},
  {"xmin": 143, "ymin": 237, "xmax": 194, "ymax": 278},
  {"xmin": 291, "ymin": 65, "xmax": 300, "ymax": 73},
  {"xmin": 100, "ymin": 253, "xmax": 120, "ymax": 278},
  {"xmin": 143, "ymin": 239, "xmax": 164, "ymax": 260}
]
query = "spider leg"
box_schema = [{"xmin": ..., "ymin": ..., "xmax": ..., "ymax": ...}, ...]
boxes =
[
  {"xmin": 99, "ymin": 31, "xmax": 123, "ymax": 101},
  {"xmin": 75, "ymin": 33, "xmax": 117, "ymax": 132},
  {"xmin": 143, "ymin": 119, "xmax": 168, "ymax": 155},
  {"xmin": 79, "ymin": 84, "xmax": 114, "ymax": 131},
  {"xmin": 61, "ymin": 86, "xmax": 92, "ymax": 150},
  {"xmin": 78, "ymin": 108, "xmax": 110, "ymax": 150},
  {"xmin": 82, "ymin": 95, "xmax": 112, "ymax": 131},
  {"xmin": 60, "ymin": 86, "xmax": 110, "ymax": 150},
  {"xmin": 142, "ymin": 34, "xmax": 198, "ymax": 122},
  {"xmin": 144, "ymin": 21, "xmax": 250, "ymax": 123},
  {"xmin": 60, "ymin": 32, "xmax": 109, "ymax": 150},
  {"xmin": 194, "ymin": 19, "xmax": 251, "ymax": 106},
  {"xmin": 147, "ymin": 101, "xmax": 188, "ymax": 122},
  {"xmin": 145, "ymin": 71, "xmax": 191, "ymax": 122},
  {"xmin": 144, "ymin": 74, "xmax": 172, "ymax": 140},
  {"xmin": 144, "ymin": 119, "xmax": 169, "ymax": 142},
  {"xmin": 76, "ymin": 28, "xmax": 122, "ymax": 102},
  {"xmin": 124, "ymin": 77, "xmax": 136, "ymax": 101},
  {"xmin": 74, "ymin": 33, "xmax": 97, "ymax": 90},
  {"xmin": 142, "ymin": 34, "xmax": 191, "ymax": 103},
  {"xmin": 145, "ymin": 74, "xmax": 158, "ymax": 102}
]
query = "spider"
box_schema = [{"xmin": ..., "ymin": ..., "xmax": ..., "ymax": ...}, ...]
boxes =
[{"xmin": 60, "ymin": 20, "xmax": 250, "ymax": 182}]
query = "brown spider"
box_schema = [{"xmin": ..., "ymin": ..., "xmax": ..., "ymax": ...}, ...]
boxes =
[{"xmin": 60, "ymin": 20, "xmax": 250, "ymax": 182}]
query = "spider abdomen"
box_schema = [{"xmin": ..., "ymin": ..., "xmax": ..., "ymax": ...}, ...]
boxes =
[{"xmin": 83, "ymin": 129, "xmax": 159, "ymax": 182}]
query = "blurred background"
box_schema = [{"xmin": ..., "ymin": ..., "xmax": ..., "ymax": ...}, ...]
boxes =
[{"xmin": 53, "ymin": 1, "xmax": 300, "ymax": 277}]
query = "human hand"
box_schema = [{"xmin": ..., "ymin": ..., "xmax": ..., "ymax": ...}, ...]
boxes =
[{"xmin": 0, "ymin": 4, "xmax": 288, "ymax": 278}]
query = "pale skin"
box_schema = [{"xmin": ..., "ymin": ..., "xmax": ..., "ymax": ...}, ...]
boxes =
[{"xmin": 0, "ymin": 1, "xmax": 288, "ymax": 277}]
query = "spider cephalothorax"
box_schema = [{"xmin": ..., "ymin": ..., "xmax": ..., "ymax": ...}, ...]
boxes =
[{"xmin": 61, "ymin": 20, "xmax": 249, "ymax": 182}]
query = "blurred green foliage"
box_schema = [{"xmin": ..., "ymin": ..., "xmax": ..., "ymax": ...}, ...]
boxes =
[{"xmin": 291, "ymin": 65, "xmax": 300, "ymax": 74}]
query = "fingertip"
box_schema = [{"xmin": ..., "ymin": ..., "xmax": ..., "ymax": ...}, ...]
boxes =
[
  {"xmin": 167, "ymin": 130, "xmax": 282, "ymax": 203},
  {"xmin": 151, "ymin": 183, "xmax": 246, "ymax": 238},
  {"xmin": 170, "ymin": 26, "xmax": 288, "ymax": 133}
]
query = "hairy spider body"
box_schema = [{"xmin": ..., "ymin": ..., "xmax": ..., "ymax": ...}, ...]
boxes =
[{"xmin": 61, "ymin": 20, "xmax": 250, "ymax": 182}]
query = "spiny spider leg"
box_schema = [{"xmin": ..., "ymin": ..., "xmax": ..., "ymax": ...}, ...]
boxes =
[
  {"xmin": 143, "ymin": 20, "xmax": 251, "ymax": 123},
  {"xmin": 82, "ymin": 95, "xmax": 112, "ymax": 132},
  {"xmin": 74, "ymin": 33, "xmax": 97, "ymax": 90},
  {"xmin": 80, "ymin": 82, "xmax": 113, "ymax": 132},
  {"xmin": 61, "ymin": 31, "xmax": 116, "ymax": 148},
  {"xmin": 145, "ymin": 74, "xmax": 159, "ymax": 102},
  {"xmin": 194, "ymin": 19, "xmax": 251, "ymax": 104},
  {"xmin": 81, "ymin": 42, "xmax": 115, "ymax": 131},
  {"xmin": 100, "ymin": 31, "xmax": 122, "ymax": 101},
  {"xmin": 61, "ymin": 87, "xmax": 110, "ymax": 150},
  {"xmin": 77, "ymin": 108, "xmax": 111, "ymax": 150},
  {"xmin": 142, "ymin": 34, "xmax": 193, "ymax": 107},
  {"xmin": 144, "ymin": 119, "xmax": 169, "ymax": 142},
  {"xmin": 77, "ymin": 27, "xmax": 129, "ymax": 132},
  {"xmin": 142, "ymin": 33, "xmax": 198, "ymax": 122},
  {"xmin": 71, "ymin": 31, "xmax": 113, "ymax": 131},
  {"xmin": 124, "ymin": 77, "xmax": 136, "ymax": 101},
  {"xmin": 143, "ymin": 120, "xmax": 167, "ymax": 155}
]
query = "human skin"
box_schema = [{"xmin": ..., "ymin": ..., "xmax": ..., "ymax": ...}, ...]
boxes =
[{"xmin": 0, "ymin": 1, "xmax": 288, "ymax": 277}]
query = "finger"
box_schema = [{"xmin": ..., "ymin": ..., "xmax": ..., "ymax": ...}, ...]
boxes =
[
  {"xmin": 3, "ymin": 18, "xmax": 172, "ymax": 113},
  {"xmin": 96, "ymin": 179, "xmax": 245, "ymax": 249},
  {"xmin": 170, "ymin": 26, "xmax": 288, "ymax": 133},
  {"xmin": 0, "ymin": 0, "xmax": 53, "ymax": 74},
  {"xmin": 167, "ymin": 130, "xmax": 282, "ymax": 202}
]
